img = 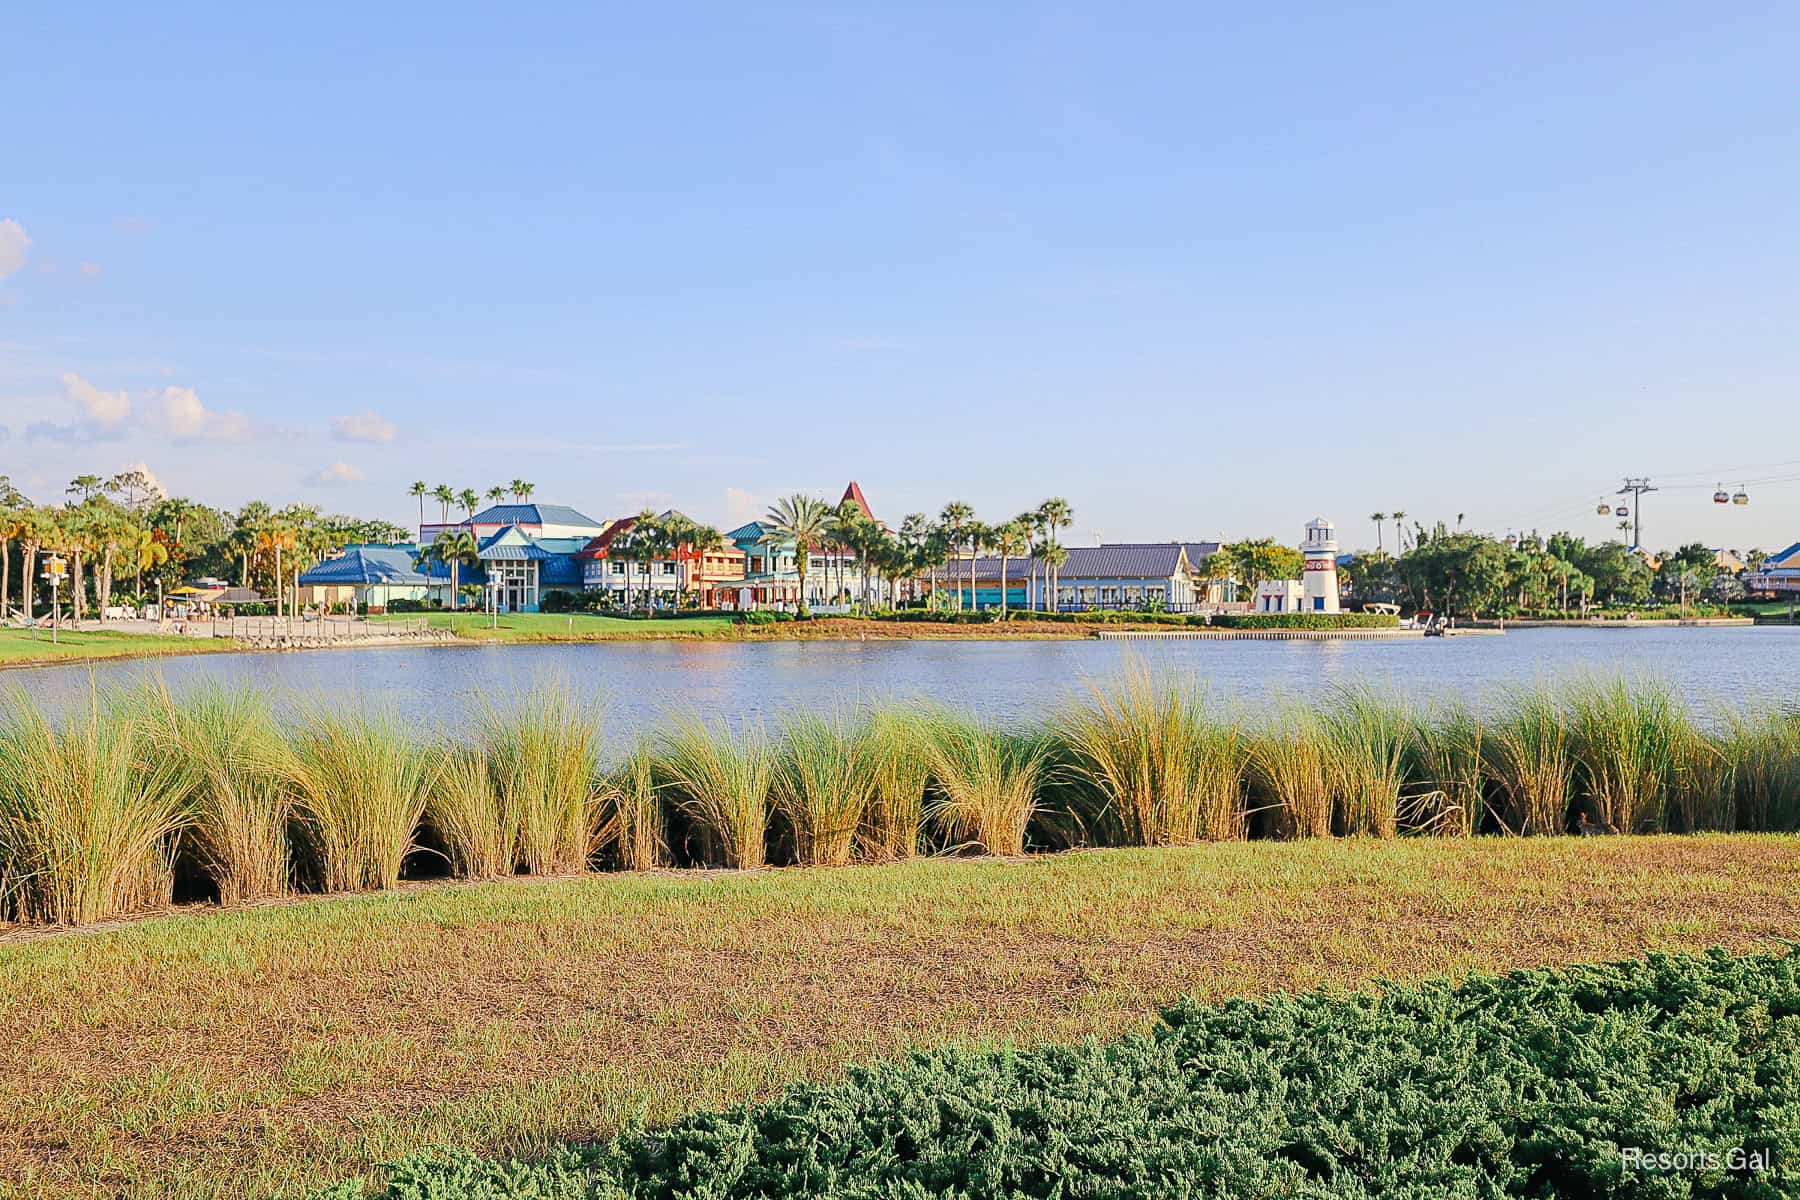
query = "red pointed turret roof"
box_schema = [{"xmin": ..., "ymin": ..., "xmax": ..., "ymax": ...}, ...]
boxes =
[{"xmin": 840, "ymin": 480, "xmax": 874, "ymax": 519}]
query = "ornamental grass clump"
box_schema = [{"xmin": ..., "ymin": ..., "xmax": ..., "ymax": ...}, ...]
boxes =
[
  {"xmin": 1721, "ymin": 707, "xmax": 1800, "ymax": 832},
  {"xmin": 655, "ymin": 715, "xmax": 772, "ymax": 869},
  {"xmin": 1403, "ymin": 701, "xmax": 1484, "ymax": 835},
  {"xmin": 1567, "ymin": 678, "xmax": 1687, "ymax": 833},
  {"xmin": 922, "ymin": 713, "xmax": 1048, "ymax": 856},
  {"xmin": 480, "ymin": 689, "xmax": 603, "ymax": 875},
  {"xmin": 598, "ymin": 740, "xmax": 664, "ymax": 871},
  {"xmin": 1319, "ymin": 685, "xmax": 1409, "ymax": 837},
  {"xmin": 1057, "ymin": 670, "xmax": 1244, "ymax": 845},
  {"xmin": 772, "ymin": 712, "xmax": 872, "ymax": 867},
  {"xmin": 424, "ymin": 746, "xmax": 509, "ymax": 880},
  {"xmin": 283, "ymin": 706, "xmax": 428, "ymax": 892},
  {"xmin": 1668, "ymin": 728, "xmax": 1734, "ymax": 833},
  {"xmin": 1485, "ymin": 687, "xmax": 1573, "ymax": 835},
  {"xmin": 151, "ymin": 687, "xmax": 293, "ymax": 904},
  {"xmin": 1249, "ymin": 706, "xmax": 1332, "ymax": 838},
  {"xmin": 0, "ymin": 688, "xmax": 194, "ymax": 925},
  {"xmin": 859, "ymin": 707, "xmax": 931, "ymax": 860}
]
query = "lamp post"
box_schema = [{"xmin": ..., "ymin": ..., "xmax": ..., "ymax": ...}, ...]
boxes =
[
  {"xmin": 486, "ymin": 577, "xmax": 500, "ymax": 629},
  {"xmin": 42, "ymin": 554, "xmax": 67, "ymax": 644}
]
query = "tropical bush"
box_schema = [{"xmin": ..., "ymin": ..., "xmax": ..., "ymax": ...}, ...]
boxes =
[
  {"xmin": 1210, "ymin": 612, "xmax": 1400, "ymax": 630},
  {"xmin": 320, "ymin": 948, "xmax": 1799, "ymax": 1200}
]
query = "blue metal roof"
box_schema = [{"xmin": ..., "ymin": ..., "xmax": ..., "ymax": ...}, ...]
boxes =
[
  {"xmin": 298, "ymin": 545, "xmax": 430, "ymax": 587},
  {"xmin": 469, "ymin": 503, "xmax": 603, "ymax": 529},
  {"xmin": 1767, "ymin": 541, "xmax": 1800, "ymax": 569},
  {"xmin": 726, "ymin": 520, "xmax": 772, "ymax": 543}
]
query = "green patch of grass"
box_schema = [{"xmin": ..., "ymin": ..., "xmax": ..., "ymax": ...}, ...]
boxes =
[
  {"xmin": 366, "ymin": 611, "xmax": 738, "ymax": 641},
  {"xmin": 0, "ymin": 627, "xmax": 237, "ymax": 665},
  {"xmin": 4, "ymin": 838, "xmax": 1798, "ymax": 1199}
]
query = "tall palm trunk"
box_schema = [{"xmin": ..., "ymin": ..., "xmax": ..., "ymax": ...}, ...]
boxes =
[
  {"xmin": 20, "ymin": 543, "xmax": 37, "ymax": 620},
  {"xmin": 967, "ymin": 541, "xmax": 977, "ymax": 612},
  {"xmin": 274, "ymin": 545, "xmax": 283, "ymax": 618},
  {"xmin": 0, "ymin": 539, "xmax": 9, "ymax": 616},
  {"xmin": 70, "ymin": 551, "xmax": 85, "ymax": 625}
]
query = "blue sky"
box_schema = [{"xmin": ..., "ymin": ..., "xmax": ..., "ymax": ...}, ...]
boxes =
[{"xmin": 3, "ymin": 3, "xmax": 1797, "ymax": 552}]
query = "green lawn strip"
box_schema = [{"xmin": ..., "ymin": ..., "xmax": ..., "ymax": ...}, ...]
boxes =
[
  {"xmin": 0, "ymin": 627, "xmax": 240, "ymax": 665},
  {"xmin": 327, "ymin": 947, "xmax": 1799, "ymax": 1199},
  {"xmin": 366, "ymin": 612, "xmax": 738, "ymax": 640},
  {"xmin": 4, "ymin": 839, "xmax": 1799, "ymax": 1199}
]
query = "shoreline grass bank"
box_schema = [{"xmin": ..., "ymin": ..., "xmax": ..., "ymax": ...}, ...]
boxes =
[
  {"xmin": 3, "ymin": 837, "xmax": 1797, "ymax": 1199},
  {"xmin": 3, "ymin": 675, "xmax": 1798, "ymax": 928}
]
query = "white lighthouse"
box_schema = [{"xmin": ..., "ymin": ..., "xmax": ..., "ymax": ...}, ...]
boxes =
[{"xmin": 1300, "ymin": 517, "xmax": 1341, "ymax": 614}]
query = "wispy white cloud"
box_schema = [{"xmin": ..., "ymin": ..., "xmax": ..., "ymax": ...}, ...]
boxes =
[
  {"xmin": 27, "ymin": 372, "xmax": 132, "ymax": 441},
  {"xmin": 303, "ymin": 461, "xmax": 364, "ymax": 486},
  {"xmin": 147, "ymin": 386, "xmax": 252, "ymax": 444},
  {"xmin": 0, "ymin": 219, "xmax": 31, "ymax": 282},
  {"xmin": 330, "ymin": 409, "xmax": 399, "ymax": 444}
]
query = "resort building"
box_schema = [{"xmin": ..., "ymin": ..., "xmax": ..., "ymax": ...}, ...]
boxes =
[
  {"xmin": 296, "ymin": 544, "xmax": 432, "ymax": 610},
  {"xmin": 302, "ymin": 502, "xmax": 606, "ymax": 613},
  {"xmin": 419, "ymin": 502, "xmax": 608, "ymax": 546},
  {"xmin": 706, "ymin": 482, "xmax": 884, "ymax": 610},
  {"xmin": 1746, "ymin": 541, "xmax": 1800, "ymax": 596},
  {"xmin": 931, "ymin": 543, "xmax": 1230, "ymax": 611},
  {"xmin": 577, "ymin": 513, "xmax": 746, "ymax": 607}
]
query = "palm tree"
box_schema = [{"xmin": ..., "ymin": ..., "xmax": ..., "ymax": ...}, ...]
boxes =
[
  {"xmin": 828, "ymin": 500, "xmax": 870, "ymax": 609},
  {"xmin": 13, "ymin": 505, "xmax": 50, "ymax": 621},
  {"xmin": 408, "ymin": 481, "xmax": 428, "ymax": 532},
  {"xmin": 1039, "ymin": 541, "xmax": 1069, "ymax": 612},
  {"xmin": 255, "ymin": 519, "xmax": 296, "ymax": 618},
  {"xmin": 964, "ymin": 521, "xmax": 992, "ymax": 612},
  {"xmin": 420, "ymin": 528, "xmax": 480, "ymax": 610},
  {"xmin": 1370, "ymin": 512, "xmax": 1387, "ymax": 552},
  {"xmin": 764, "ymin": 494, "xmax": 830, "ymax": 615},
  {"xmin": 510, "ymin": 479, "xmax": 533, "ymax": 502},
  {"xmin": 937, "ymin": 502, "xmax": 974, "ymax": 610},
  {"xmin": 993, "ymin": 519, "xmax": 1031, "ymax": 619},
  {"xmin": 1036, "ymin": 498, "xmax": 1073, "ymax": 612},
  {"xmin": 626, "ymin": 510, "xmax": 664, "ymax": 612},
  {"xmin": 1391, "ymin": 511, "xmax": 1408, "ymax": 553},
  {"xmin": 486, "ymin": 485, "xmax": 507, "ymax": 505},
  {"xmin": 897, "ymin": 513, "xmax": 928, "ymax": 606},
  {"xmin": 66, "ymin": 474, "xmax": 103, "ymax": 502},
  {"xmin": 428, "ymin": 484, "xmax": 453, "ymax": 524},
  {"xmin": 457, "ymin": 488, "xmax": 480, "ymax": 521},
  {"xmin": 681, "ymin": 522, "xmax": 725, "ymax": 608},
  {"xmin": 0, "ymin": 478, "xmax": 29, "ymax": 617}
]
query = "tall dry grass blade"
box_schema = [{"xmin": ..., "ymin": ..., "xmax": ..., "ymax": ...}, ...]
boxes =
[
  {"xmin": 921, "ymin": 714, "xmax": 1048, "ymax": 856},
  {"xmin": 424, "ymin": 746, "xmax": 510, "ymax": 880},
  {"xmin": 1058, "ymin": 669, "xmax": 1244, "ymax": 845},
  {"xmin": 1567, "ymin": 678, "xmax": 1687, "ymax": 833},
  {"xmin": 860, "ymin": 707, "xmax": 931, "ymax": 860},
  {"xmin": 598, "ymin": 740, "xmax": 665, "ymax": 871},
  {"xmin": 773, "ymin": 713, "xmax": 872, "ymax": 867},
  {"xmin": 480, "ymin": 688, "xmax": 603, "ymax": 875},
  {"xmin": 654, "ymin": 715, "xmax": 772, "ymax": 869},
  {"xmin": 1250, "ymin": 706, "xmax": 1332, "ymax": 839},
  {"xmin": 149, "ymin": 687, "xmax": 293, "ymax": 904},
  {"xmin": 1485, "ymin": 687, "xmax": 1573, "ymax": 835},
  {"xmin": 1320, "ymin": 685, "xmax": 1409, "ymax": 838},
  {"xmin": 1721, "ymin": 707, "xmax": 1800, "ymax": 832},
  {"xmin": 1403, "ymin": 701, "xmax": 1484, "ymax": 836},
  {"xmin": 283, "ymin": 705, "xmax": 427, "ymax": 892},
  {"xmin": 0, "ymin": 686, "xmax": 194, "ymax": 925}
]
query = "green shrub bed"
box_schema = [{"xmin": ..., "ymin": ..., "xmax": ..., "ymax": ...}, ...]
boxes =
[
  {"xmin": 325, "ymin": 948, "xmax": 1795, "ymax": 1198},
  {"xmin": 1212, "ymin": 611, "xmax": 1399, "ymax": 630}
]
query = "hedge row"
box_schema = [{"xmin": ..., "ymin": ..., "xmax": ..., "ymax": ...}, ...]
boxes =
[
  {"xmin": 868, "ymin": 609, "xmax": 1401, "ymax": 629},
  {"xmin": 323, "ymin": 948, "xmax": 1796, "ymax": 1198}
]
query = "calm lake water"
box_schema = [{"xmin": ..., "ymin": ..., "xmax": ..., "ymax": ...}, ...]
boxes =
[{"xmin": 12, "ymin": 626, "xmax": 1799, "ymax": 735}]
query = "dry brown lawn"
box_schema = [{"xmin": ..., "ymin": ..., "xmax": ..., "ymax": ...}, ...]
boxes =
[{"xmin": 3, "ymin": 836, "xmax": 1797, "ymax": 1199}]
